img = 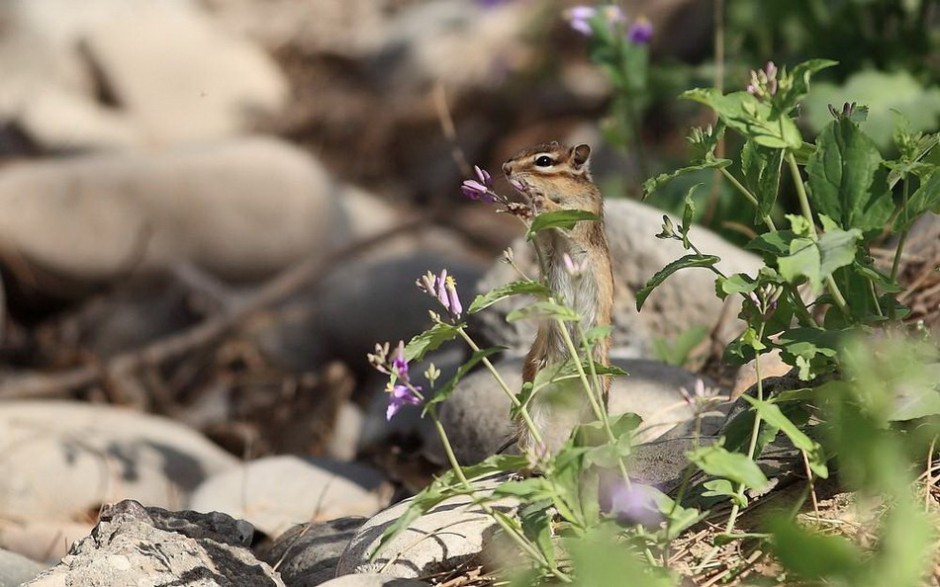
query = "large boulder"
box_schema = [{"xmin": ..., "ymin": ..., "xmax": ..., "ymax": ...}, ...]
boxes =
[
  {"xmin": 0, "ymin": 138, "xmax": 343, "ymax": 284},
  {"xmin": 0, "ymin": 401, "xmax": 238, "ymax": 524}
]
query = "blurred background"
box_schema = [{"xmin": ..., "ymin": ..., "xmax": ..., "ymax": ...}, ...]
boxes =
[{"xmin": 0, "ymin": 0, "xmax": 937, "ymax": 566}]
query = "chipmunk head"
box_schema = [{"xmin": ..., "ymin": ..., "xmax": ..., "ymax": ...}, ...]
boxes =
[{"xmin": 502, "ymin": 142, "xmax": 599, "ymax": 213}]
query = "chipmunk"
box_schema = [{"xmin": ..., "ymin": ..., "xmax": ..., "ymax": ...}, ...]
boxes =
[{"xmin": 502, "ymin": 141, "xmax": 614, "ymax": 455}]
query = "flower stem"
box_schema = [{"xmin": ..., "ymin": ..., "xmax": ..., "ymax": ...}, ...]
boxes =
[
  {"xmin": 890, "ymin": 177, "xmax": 911, "ymax": 282},
  {"xmin": 428, "ymin": 408, "xmax": 567, "ymax": 579},
  {"xmin": 719, "ymin": 167, "xmax": 777, "ymax": 231},
  {"xmin": 456, "ymin": 328, "xmax": 544, "ymax": 447}
]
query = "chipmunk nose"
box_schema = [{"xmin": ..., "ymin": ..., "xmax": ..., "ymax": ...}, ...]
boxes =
[{"xmin": 502, "ymin": 161, "xmax": 512, "ymax": 175}]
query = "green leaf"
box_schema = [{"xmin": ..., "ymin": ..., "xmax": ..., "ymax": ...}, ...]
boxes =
[
  {"xmin": 741, "ymin": 139, "xmax": 784, "ymax": 221},
  {"xmin": 423, "ymin": 347, "xmax": 503, "ymax": 413},
  {"xmin": 404, "ymin": 323, "xmax": 459, "ymax": 362},
  {"xmin": 716, "ymin": 273, "xmax": 758, "ymax": 299},
  {"xmin": 527, "ymin": 210, "xmax": 600, "ymax": 238},
  {"xmin": 642, "ymin": 159, "xmax": 730, "ymax": 199},
  {"xmin": 895, "ymin": 171, "xmax": 940, "ymax": 233},
  {"xmin": 777, "ymin": 228, "xmax": 862, "ymax": 292},
  {"xmin": 767, "ymin": 517, "xmax": 863, "ymax": 581},
  {"xmin": 776, "ymin": 327, "xmax": 843, "ymax": 380},
  {"xmin": 467, "ymin": 280, "xmax": 551, "ymax": 314},
  {"xmin": 636, "ymin": 254, "xmax": 721, "ymax": 311},
  {"xmin": 775, "ymin": 59, "xmax": 838, "ymax": 114},
  {"xmin": 682, "ymin": 88, "xmax": 802, "ymax": 149},
  {"xmin": 701, "ymin": 479, "xmax": 746, "ymax": 507},
  {"xmin": 742, "ymin": 396, "xmax": 828, "ymax": 478},
  {"xmin": 652, "ymin": 324, "xmax": 708, "ymax": 366},
  {"xmin": 685, "ymin": 443, "xmax": 769, "ymax": 492},
  {"xmin": 519, "ymin": 500, "xmax": 556, "ymax": 567},
  {"xmin": 806, "ymin": 117, "xmax": 894, "ymax": 232},
  {"xmin": 506, "ymin": 300, "xmax": 579, "ymax": 322},
  {"xmin": 745, "ymin": 230, "xmax": 798, "ymax": 259}
]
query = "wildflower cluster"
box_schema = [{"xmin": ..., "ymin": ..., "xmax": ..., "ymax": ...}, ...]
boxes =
[
  {"xmin": 417, "ymin": 269, "xmax": 463, "ymax": 320},
  {"xmin": 461, "ymin": 164, "xmax": 534, "ymax": 220},
  {"xmin": 564, "ymin": 5, "xmax": 653, "ymax": 45},
  {"xmin": 746, "ymin": 61, "xmax": 779, "ymax": 100},
  {"xmin": 367, "ymin": 341, "xmax": 424, "ymax": 420}
]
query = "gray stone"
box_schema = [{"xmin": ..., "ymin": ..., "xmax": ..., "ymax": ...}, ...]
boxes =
[
  {"xmin": 422, "ymin": 357, "xmax": 726, "ymax": 469},
  {"xmin": 319, "ymin": 574, "xmax": 430, "ymax": 587},
  {"xmin": 0, "ymin": 549, "xmax": 46, "ymax": 587},
  {"xmin": 475, "ymin": 198, "xmax": 762, "ymax": 357},
  {"xmin": 263, "ymin": 517, "xmax": 366, "ymax": 587},
  {"xmin": 335, "ymin": 485, "xmax": 516, "ymax": 579},
  {"xmin": 0, "ymin": 521, "xmax": 92, "ymax": 565},
  {"xmin": 259, "ymin": 252, "xmax": 486, "ymax": 374},
  {"xmin": 188, "ymin": 456, "xmax": 388, "ymax": 538},
  {"xmin": 0, "ymin": 138, "xmax": 343, "ymax": 283},
  {"xmin": 22, "ymin": 499, "xmax": 283, "ymax": 587},
  {"xmin": 0, "ymin": 401, "xmax": 238, "ymax": 523}
]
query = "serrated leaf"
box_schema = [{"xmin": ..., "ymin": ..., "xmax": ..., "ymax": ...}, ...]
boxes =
[
  {"xmin": 519, "ymin": 500, "xmax": 556, "ymax": 567},
  {"xmin": 636, "ymin": 254, "xmax": 721, "ymax": 311},
  {"xmin": 682, "ymin": 88, "xmax": 802, "ymax": 149},
  {"xmin": 467, "ymin": 280, "xmax": 551, "ymax": 314},
  {"xmin": 506, "ymin": 300, "xmax": 579, "ymax": 322},
  {"xmin": 806, "ymin": 117, "xmax": 894, "ymax": 232},
  {"xmin": 686, "ymin": 443, "xmax": 770, "ymax": 491},
  {"xmin": 642, "ymin": 158, "xmax": 731, "ymax": 198},
  {"xmin": 741, "ymin": 139, "xmax": 784, "ymax": 221},
  {"xmin": 777, "ymin": 229, "xmax": 861, "ymax": 292},
  {"xmin": 404, "ymin": 323, "xmax": 460, "ymax": 362},
  {"xmin": 527, "ymin": 210, "xmax": 600, "ymax": 238}
]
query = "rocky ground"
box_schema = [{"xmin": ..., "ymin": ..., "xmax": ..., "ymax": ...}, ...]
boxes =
[{"xmin": 0, "ymin": 1, "xmax": 937, "ymax": 586}]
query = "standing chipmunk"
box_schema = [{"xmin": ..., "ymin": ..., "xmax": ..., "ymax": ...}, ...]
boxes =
[{"xmin": 502, "ymin": 141, "xmax": 614, "ymax": 455}]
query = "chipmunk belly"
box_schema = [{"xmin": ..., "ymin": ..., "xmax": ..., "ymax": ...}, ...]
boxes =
[{"xmin": 518, "ymin": 232, "xmax": 604, "ymax": 455}]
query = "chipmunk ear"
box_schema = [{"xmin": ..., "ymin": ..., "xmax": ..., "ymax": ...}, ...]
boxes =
[{"xmin": 571, "ymin": 144, "xmax": 592, "ymax": 170}]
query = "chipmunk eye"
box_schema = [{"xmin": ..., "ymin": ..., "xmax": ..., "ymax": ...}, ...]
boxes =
[{"xmin": 534, "ymin": 155, "xmax": 554, "ymax": 167}]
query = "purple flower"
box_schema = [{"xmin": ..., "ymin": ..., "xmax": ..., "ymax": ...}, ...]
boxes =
[
  {"xmin": 386, "ymin": 383, "xmax": 422, "ymax": 420},
  {"xmin": 461, "ymin": 179, "xmax": 489, "ymax": 201},
  {"xmin": 562, "ymin": 253, "xmax": 588, "ymax": 277},
  {"xmin": 565, "ymin": 6, "xmax": 597, "ymax": 35},
  {"xmin": 473, "ymin": 165, "xmax": 493, "ymax": 188},
  {"xmin": 605, "ymin": 482, "xmax": 663, "ymax": 527},
  {"xmin": 627, "ymin": 17, "xmax": 653, "ymax": 45},
  {"xmin": 391, "ymin": 340, "xmax": 409, "ymax": 380},
  {"xmin": 747, "ymin": 61, "xmax": 779, "ymax": 100},
  {"xmin": 417, "ymin": 269, "xmax": 463, "ymax": 319},
  {"xmin": 444, "ymin": 275, "xmax": 462, "ymax": 317}
]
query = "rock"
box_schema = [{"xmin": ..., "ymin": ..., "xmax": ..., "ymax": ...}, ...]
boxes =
[
  {"xmin": 319, "ymin": 574, "xmax": 430, "ymax": 587},
  {"xmin": 0, "ymin": 548, "xmax": 47, "ymax": 587},
  {"xmin": 475, "ymin": 198, "xmax": 762, "ymax": 357},
  {"xmin": 370, "ymin": 0, "xmax": 535, "ymax": 94},
  {"xmin": 206, "ymin": 0, "xmax": 385, "ymax": 59},
  {"xmin": 188, "ymin": 456, "xmax": 388, "ymax": 538},
  {"xmin": 423, "ymin": 357, "xmax": 726, "ymax": 468},
  {"xmin": 0, "ymin": 401, "xmax": 238, "ymax": 524},
  {"xmin": 256, "ymin": 252, "xmax": 486, "ymax": 375},
  {"xmin": 335, "ymin": 485, "xmax": 517, "ymax": 579},
  {"xmin": 22, "ymin": 499, "xmax": 283, "ymax": 587},
  {"xmin": 81, "ymin": 6, "xmax": 287, "ymax": 145},
  {"xmin": 0, "ymin": 138, "xmax": 343, "ymax": 284},
  {"xmin": 262, "ymin": 517, "xmax": 366, "ymax": 587},
  {"xmin": 730, "ymin": 349, "xmax": 791, "ymax": 400},
  {"xmin": 0, "ymin": 521, "xmax": 93, "ymax": 564},
  {"xmin": 327, "ymin": 403, "xmax": 365, "ymax": 462}
]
